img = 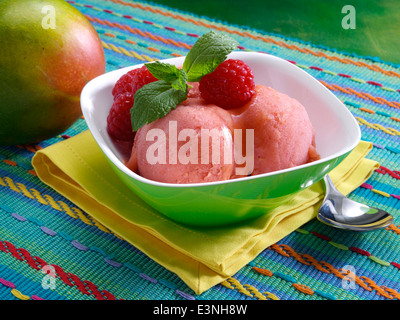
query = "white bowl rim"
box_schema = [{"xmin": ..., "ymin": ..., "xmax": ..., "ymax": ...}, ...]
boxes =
[{"xmin": 81, "ymin": 52, "xmax": 361, "ymax": 188}]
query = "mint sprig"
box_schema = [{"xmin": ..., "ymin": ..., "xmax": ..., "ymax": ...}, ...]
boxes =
[
  {"xmin": 130, "ymin": 31, "xmax": 238, "ymax": 131},
  {"xmin": 145, "ymin": 61, "xmax": 188, "ymax": 91}
]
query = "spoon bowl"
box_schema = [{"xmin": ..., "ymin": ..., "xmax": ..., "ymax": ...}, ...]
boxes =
[{"xmin": 317, "ymin": 175, "xmax": 393, "ymax": 231}]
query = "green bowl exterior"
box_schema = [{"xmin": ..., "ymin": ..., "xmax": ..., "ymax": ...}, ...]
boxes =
[{"xmin": 106, "ymin": 152, "xmax": 349, "ymax": 227}]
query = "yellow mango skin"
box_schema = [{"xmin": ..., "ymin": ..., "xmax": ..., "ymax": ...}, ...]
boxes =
[{"xmin": 0, "ymin": 0, "xmax": 105, "ymax": 145}]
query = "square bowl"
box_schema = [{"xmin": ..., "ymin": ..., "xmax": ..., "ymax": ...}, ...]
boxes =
[{"xmin": 80, "ymin": 51, "xmax": 361, "ymax": 227}]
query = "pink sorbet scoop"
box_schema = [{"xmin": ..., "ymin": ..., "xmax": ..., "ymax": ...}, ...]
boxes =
[
  {"xmin": 127, "ymin": 101, "xmax": 235, "ymax": 184},
  {"xmin": 231, "ymin": 85, "xmax": 319, "ymax": 176}
]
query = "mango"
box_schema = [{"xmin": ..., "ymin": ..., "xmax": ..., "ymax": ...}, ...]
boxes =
[{"xmin": 0, "ymin": 0, "xmax": 105, "ymax": 145}]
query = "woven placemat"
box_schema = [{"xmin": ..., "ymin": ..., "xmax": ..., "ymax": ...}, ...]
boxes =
[{"xmin": 0, "ymin": 0, "xmax": 399, "ymax": 300}]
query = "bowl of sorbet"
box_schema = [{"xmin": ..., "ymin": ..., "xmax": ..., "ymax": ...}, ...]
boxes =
[{"xmin": 81, "ymin": 52, "xmax": 361, "ymax": 226}]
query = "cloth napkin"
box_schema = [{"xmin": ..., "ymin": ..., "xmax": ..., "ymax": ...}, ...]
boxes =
[{"xmin": 32, "ymin": 131, "xmax": 378, "ymax": 294}]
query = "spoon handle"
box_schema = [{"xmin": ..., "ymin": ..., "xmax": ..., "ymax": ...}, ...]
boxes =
[{"xmin": 323, "ymin": 175, "xmax": 343, "ymax": 196}]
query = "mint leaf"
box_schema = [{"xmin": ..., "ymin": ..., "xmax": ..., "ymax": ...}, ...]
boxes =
[
  {"xmin": 183, "ymin": 31, "xmax": 239, "ymax": 82},
  {"xmin": 146, "ymin": 61, "xmax": 180, "ymax": 82},
  {"xmin": 170, "ymin": 69, "xmax": 187, "ymax": 91},
  {"xmin": 145, "ymin": 61, "xmax": 187, "ymax": 91},
  {"xmin": 131, "ymin": 80, "xmax": 188, "ymax": 131}
]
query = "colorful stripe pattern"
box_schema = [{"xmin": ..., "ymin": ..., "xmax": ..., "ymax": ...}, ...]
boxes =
[{"xmin": 0, "ymin": 0, "xmax": 399, "ymax": 300}]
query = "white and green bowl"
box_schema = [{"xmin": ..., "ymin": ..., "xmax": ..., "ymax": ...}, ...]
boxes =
[{"xmin": 81, "ymin": 52, "xmax": 361, "ymax": 226}]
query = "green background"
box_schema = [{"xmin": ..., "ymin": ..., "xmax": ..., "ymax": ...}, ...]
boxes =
[{"xmin": 147, "ymin": 0, "xmax": 400, "ymax": 64}]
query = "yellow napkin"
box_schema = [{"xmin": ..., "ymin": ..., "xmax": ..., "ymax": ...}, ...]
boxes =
[{"xmin": 32, "ymin": 131, "xmax": 378, "ymax": 294}]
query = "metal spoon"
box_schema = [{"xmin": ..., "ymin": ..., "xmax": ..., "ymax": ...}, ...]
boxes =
[{"xmin": 317, "ymin": 175, "xmax": 393, "ymax": 231}]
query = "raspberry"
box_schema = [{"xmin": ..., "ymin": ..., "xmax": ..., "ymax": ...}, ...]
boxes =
[
  {"xmin": 112, "ymin": 65, "xmax": 157, "ymax": 98},
  {"xmin": 199, "ymin": 59, "xmax": 255, "ymax": 109},
  {"xmin": 107, "ymin": 92, "xmax": 135, "ymax": 141}
]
